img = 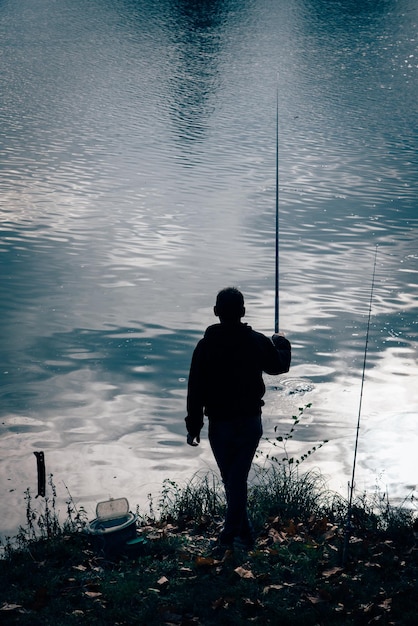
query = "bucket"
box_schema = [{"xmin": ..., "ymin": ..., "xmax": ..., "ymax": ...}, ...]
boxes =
[{"xmin": 87, "ymin": 497, "xmax": 138, "ymax": 556}]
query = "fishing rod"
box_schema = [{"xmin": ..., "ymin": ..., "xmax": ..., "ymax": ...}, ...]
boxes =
[
  {"xmin": 274, "ymin": 81, "xmax": 279, "ymax": 333},
  {"xmin": 342, "ymin": 244, "xmax": 378, "ymax": 565}
]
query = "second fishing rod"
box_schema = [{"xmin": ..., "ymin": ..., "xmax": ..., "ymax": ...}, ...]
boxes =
[{"xmin": 342, "ymin": 244, "xmax": 379, "ymax": 565}]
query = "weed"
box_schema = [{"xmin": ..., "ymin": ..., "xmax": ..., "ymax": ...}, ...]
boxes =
[
  {"xmin": 349, "ymin": 483, "xmax": 416, "ymax": 542},
  {"xmin": 157, "ymin": 472, "xmax": 225, "ymax": 525},
  {"xmin": 0, "ymin": 474, "xmax": 88, "ymax": 558},
  {"xmin": 258, "ymin": 404, "xmax": 328, "ymax": 473},
  {"xmin": 249, "ymin": 464, "xmax": 332, "ymax": 528}
]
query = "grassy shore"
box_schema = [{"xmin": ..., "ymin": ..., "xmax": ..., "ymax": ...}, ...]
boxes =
[{"xmin": 1, "ymin": 467, "xmax": 417, "ymax": 625}]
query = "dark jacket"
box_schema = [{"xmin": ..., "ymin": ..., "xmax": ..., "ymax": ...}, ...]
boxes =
[{"xmin": 185, "ymin": 322, "xmax": 291, "ymax": 438}]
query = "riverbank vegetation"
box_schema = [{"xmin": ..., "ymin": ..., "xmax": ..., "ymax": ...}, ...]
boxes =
[{"xmin": 1, "ymin": 463, "xmax": 417, "ymax": 625}]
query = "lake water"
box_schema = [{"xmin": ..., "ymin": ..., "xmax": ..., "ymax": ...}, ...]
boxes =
[{"xmin": 1, "ymin": 0, "xmax": 417, "ymax": 536}]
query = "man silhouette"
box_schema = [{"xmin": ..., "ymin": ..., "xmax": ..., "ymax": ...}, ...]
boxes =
[{"xmin": 185, "ymin": 287, "xmax": 291, "ymax": 549}]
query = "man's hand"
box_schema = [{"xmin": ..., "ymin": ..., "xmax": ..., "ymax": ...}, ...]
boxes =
[
  {"xmin": 187, "ymin": 433, "xmax": 200, "ymax": 447},
  {"xmin": 272, "ymin": 332, "xmax": 287, "ymax": 346}
]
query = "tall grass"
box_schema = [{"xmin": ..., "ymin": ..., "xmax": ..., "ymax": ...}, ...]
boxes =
[
  {"xmin": 156, "ymin": 472, "xmax": 225, "ymax": 524},
  {"xmin": 0, "ymin": 475, "xmax": 88, "ymax": 558},
  {"xmin": 249, "ymin": 464, "xmax": 343, "ymax": 527},
  {"xmin": 348, "ymin": 485, "xmax": 416, "ymax": 541}
]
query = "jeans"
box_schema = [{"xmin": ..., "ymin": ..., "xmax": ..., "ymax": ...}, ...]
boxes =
[{"xmin": 208, "ymin": 415, "xmax": 262, "ymax": 544}]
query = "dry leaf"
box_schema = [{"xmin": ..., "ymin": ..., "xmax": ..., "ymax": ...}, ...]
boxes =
[
  {"xmin": 269, "ymin": 528, "xmax": 287, "ymax": 544},
  {"xmin": 322, "ymin": 567, "xmax": 343, "ymax": 578},
  {"xmin": 157, "ymin": 576, "xmax": 169, "ymax": 586},
  {"xmin": 263, "ymin": 584, "xmax": 284, "ymax": 594},
  {"xmin": 312, "ymin": 517, "xmax": 329, "ymax": 533},
  {"xmin": 243, "ymin": 597, "xmax": 264, "ymax": 613},
  {"xmin": 284, "ymin": 520, "xmax": 297, "ymax": 536},
  {"xmin": 324, "ymin": 525, "xmax": 339, "ymax": 540},
  {"xmin": 195, "ymin": 556, "xmax": 216, "ymax": 567},
  {"xmin": 306, "ymin": 594, "xmax": 325, "ymax": 605},
  {"xmin": 1, "ymin": 603, "xmax": 23, "ymax": 612},
  {"xmin": 378, "ymin": 598, "xmax": 392, "ymax": 611},
  {"xmin": 85, "ymin": 591, "xmax": 103, "ymax": 599},
  {"xmin": 234, "ymin": 566, "xmax": 255, "ymax": 579},
  {"xmin": 212, "ymin": 596, "xmax": 235, "ymax": 610}
]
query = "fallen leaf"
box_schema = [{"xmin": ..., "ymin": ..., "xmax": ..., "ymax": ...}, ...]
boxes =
[
  {"xmin": 177, "ymin": 551, "xmax": 193, "ymax": 562},
  {"xmin": 263, "ymin": 584, "xmax": 284, "ymax": 594},
  {"xmin": 328, "ymin": 543, "xmax": 339, "ymax": 552},
  {"xmin": 84, "ymin": 591, "xmax": 103, "ymax": 598},
  {"xmin": 195, "ymin": 556, "xmax": 216, "ymax": 567},
  {"xmin": 85, "ymin": 581, "xmax": 101, "ymax": 592},
  {"xmin": 234, "ymin": 566, "xmax": 255, "ymax": 579},
  {"xmin": 306, "ymin": 594, "xmax": 325, "ymax": 605},
  {"xmin": 378, "ymin": 598, "xmax": 392, "ymax": 611},
  {"xmin": 212, "ymin": 596, "xmax": 235, "ymax": 610},
  {"xmin": 268, "ymin": 528, "xmax": 287, "ymax": 544},
  {"xmin": 284, "ymin": 520, "xmax": 297, "ymax": 536},
  {"xmin": 157, "ymin": 576, "xmax": 169, "ymax": 586},
  {"xmin": 322, "ymin": 567, "xmax": 343, "ymax": 578},
  {"xmin": 242, "ymin": 597, "xmax": 264, "ymax": 614},
  {"xmin": 324, "ymin": 525, "xmax": 339, "ymax": 540},
  {"xmin": 177, "ymin": 617, "xmax": 200, "ymax": 626},
  {"xmin": 212, "ymin": 597, "xmax": 226, "ymax": 610},
  {"xmin": 312, "ymin": 516, "xmax": 329, "ymax": 533},
  {"xmin": 1, "ymin": 603, "xmax": 23, "ymax": 612}
]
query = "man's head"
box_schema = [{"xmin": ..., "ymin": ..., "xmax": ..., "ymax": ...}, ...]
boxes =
[{"xmin": 214, "ymin": 287, "xmax": 245, "ymax": 322}]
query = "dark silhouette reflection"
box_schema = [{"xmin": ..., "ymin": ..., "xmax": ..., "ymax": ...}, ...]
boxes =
[
  {"xmin": 110, "ymin": 0, "xmax": 248, "ymax": 152},
  {"xmin": 164, "ymin": 0, "xmax": 230, "ymax": 147}
]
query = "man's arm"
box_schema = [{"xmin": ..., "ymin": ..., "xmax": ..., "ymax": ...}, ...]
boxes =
[
  {"xmin": 264, "ymin": 333, "xmax": 291, "ymax": 374},
  {"xmin": 185, "ymin": 341, "xmax": 205, "ymax": 446}
]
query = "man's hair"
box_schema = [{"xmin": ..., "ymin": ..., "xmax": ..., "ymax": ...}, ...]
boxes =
[{"xmin": 215, "ymin": 287, "xmax": 245, "ymax": 321}]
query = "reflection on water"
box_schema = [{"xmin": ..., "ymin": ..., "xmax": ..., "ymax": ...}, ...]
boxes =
[{"xmin": 1, "ymin": 0, "xmax": 417, "ymax": 535}]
